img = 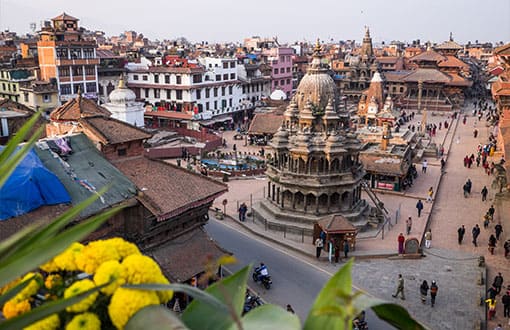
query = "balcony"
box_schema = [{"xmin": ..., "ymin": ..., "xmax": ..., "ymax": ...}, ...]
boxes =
[{"xmin": 56, "ymin": 58, "xmax": 100, "ymax": 66}]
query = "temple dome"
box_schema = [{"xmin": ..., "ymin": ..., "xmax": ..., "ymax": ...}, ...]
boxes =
[
  {"xmin": 109, "ymin": 78, "xmax": 136, "ymax": 104},
  {"xmin": 294, "ymin": 40, "xmax": 338, "ymax": 114}
]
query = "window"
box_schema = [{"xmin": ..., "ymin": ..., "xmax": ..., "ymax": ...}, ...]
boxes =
[
  {"xmin": 205, "ymin": 102, "xmax": 209, "ymax": 110},
  {"xmin": 154, "ymin": 75, "xmax": 159, "ymax": 83},
  {"xmin": 43, "ymin": 94, "xmax": 51, "ymax": 103},
  {"xmin": 280, "ymin": 68, "xmax": 285, "ymax": 74},
  {"xmin": 166, "ymin": 90, "xmax": 171, "ymax": 99},
  {"xmin": 280, "ymin": 56, "xmax": 284, "ymax": 62},
  {"xmin": 73, "ymin": 84, "xmax": 84, "ymax": 94},
  {"xmin": 192, "ymin": 74, "xmax": 202, "ymax": 83},
  {"xmin": 399, "ymin": 87, "xmax": 404, "ymax": 93},
  {"xmin": 223, "ymin": 74, "xmax": 228, "ymax": 80},
  {"xmin": 59, "ymin": 67, "xmax": 70, "ymax": 77},
  {"xmin": 242, "ymin": 86, "xmax": 246, "ymax": 93},
  {"xmin": 221, "ymin": 87, "xmax": 226, "ymax": 96},
  {"xmin": 165, "ymin": 75, "xmax": 170, "ymax": 84},
  {"xmin": 72, "ymin": 66, "xmax": 83, "ymax": 76},
  {"xmin": 286, "ymin": 67, "xmax": 291, "ymax": 73},
  {"xmin": 12, "ymin": 85, "xmax": 16, "ymax": 92},
  {"xmin": 221, "ymin": 99, "xmax": 227, "ymax": 109},
  {"xmin": 230, "ymin": 62, "xmax": 235, "ymax": 68},
  {"xmin": 86, "ymin": 82, "xmax": 97, "ymax": 93},
  {"xmin": 230, "ymin": 73, "xmax": 235, "ymax": 80},
  {"xmin": 176, "ymin": 90, "xmax": 182, "ymax": 100},
  {"xmin": 1, "ymin": 83, "xmax": 4, "ymax": 91},
  {"xmin": 60, "ymin": 84, "xmax": 72, "ymax": 95},
  {"xmin": 56, "ymin": 48, "xmax": 68, "ymax": 59},
  {"xmin": 70, "ymin": 49, "xmax": 80, "ymax": 59},
  {"xmin": 280, "ymin": 79, "xmax": 285, "ymax": 85},
  {"xmin": 196, "ymin": 89, "xmax": 201, "ymax": 99},
  {"xmin": 205, "ymin": 88, "xmax": 210, "ymax": 98},
  {"xmin": 176, "ymin": 76, "xmax": 181, "ymax": 84},
  {"xmin": 85, "ymin": 66, "xmax": 95, "ymax": 75},
  {"xmin": 24, "ymin": 93, "xmax": 29, "ymax": 102},
  {"xmin": 286, "ymin": 78, "xmax": 290, "ymax": 85},
  {"xmin": 229, "ymin": 98, "xmax": 232, "ymax": 107},
  {"xmin": 273, "ymin": 68, "xmax": 278, "ymax": 74},
  {"xmin": 274, "ymin": 80, "xmax": 278, "ymax": 86},
  {"xmin": 142, "ymin": 75, "xmax": 148, "ymax": 81},
  {"xmin": 154, "ymin": 89, "xmax": 160, "ymax": 98},
  {"xmin": 117, "ymin": 148, "xmax": 127, "ymax": 156},
  {"xmin": 133, "ymin": 75, "xmax": 139, "ymax": 81},
  {"xmin": 286, "ymin": 56, "xmax": 290, "ymax": 62},
  {"xmin": 215, "ymin": 74, "xmax": 221, "ymax": 81},
  {"xmin": 228, "ymin": 86, "xmax": 233, "ymax": 95},
  {"xmin": 223, "ymin": 62, "xmax": 229, "ymax": 69},
  {"xmin": 214, "ymin": 101, "xmax": 217, "ymax": 109},
  {"xmin": 213, "ymin": 88, "xmax": 218, "ymax": 97},
  {"xmin": 144, "ymin": 89, "xmax": 149, "ymax": 98},
  {"xmin": 83, "ymin": 48, "xmax": 94, "ymax": 58}
]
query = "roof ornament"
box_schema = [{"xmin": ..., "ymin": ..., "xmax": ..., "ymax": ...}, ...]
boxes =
[
  {"xmin": 118, "ymin": 74, "xmax": 126, "ymax": 89},
  {"xmin": 449, "ymin": 32, "xmax": 453, "ymax": 42},
  {"xmin": 314, "ymin": 38, "xmax": 322, "ymax": 55},
  {"xmin": 77, "ymin": 85, "xmax": 83, "ymax": 115}
]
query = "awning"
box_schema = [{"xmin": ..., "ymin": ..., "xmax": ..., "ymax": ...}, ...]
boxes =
[
  {"xmin": 199, "ymin": 115, "xmax": 233, "ymax": 126},
  {"xmin": 149, "ymin": 227, "xmax": 231, "ymax": 282}
]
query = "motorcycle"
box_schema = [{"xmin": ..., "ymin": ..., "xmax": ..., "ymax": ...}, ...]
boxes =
[
  {"xmin": 243, "ymin": 292, "xmax": 264, "ymax": 315},
  {"xmin": 252, "ymin": 267, "xmax": 272, "ymax": 289}
]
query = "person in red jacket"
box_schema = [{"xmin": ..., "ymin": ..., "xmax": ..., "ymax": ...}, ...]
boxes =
[{"xmin": 398, "ymin": 233, "xmax": 405, "ymax": 254}]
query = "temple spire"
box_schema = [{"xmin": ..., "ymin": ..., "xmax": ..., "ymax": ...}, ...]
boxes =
[{"xmin": 360, "ymin": 26, "xmax": 374, "ymax": 58}]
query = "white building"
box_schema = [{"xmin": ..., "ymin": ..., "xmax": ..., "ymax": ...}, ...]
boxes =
[{"xmin": 102, "ymin": 78, "xmax": 145, "ymax": 127}]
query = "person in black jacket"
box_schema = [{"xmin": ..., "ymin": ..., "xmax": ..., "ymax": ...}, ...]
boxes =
[
  {"xmin": 502, "ymin": 291, "xmax": 510, "ymax": 317},
  {"xmin": 420, "ymin": 280, "xmax": 429, "ymax": 304},
  {"xmin": 430, "ymin": 281, "xmax": 438, "ymax": 307}
]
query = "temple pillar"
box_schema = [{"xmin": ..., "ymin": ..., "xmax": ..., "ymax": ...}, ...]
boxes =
[
  {"xmin": 272, "ymin": 184, "xmax": 275, "ymax": 201},
  {"xmin": 276, "ymin": 187, "xmax": 280, "ymax": 205},
  {"xmin": 315, "ymin": 195, "xmax": 319, "ymax": 214},
  {"xmin": 281, "ymin": 191, "xmax": 285, "ymax": 208},
  {"xmin": 267, "ymin": 181, "xmax": 271, "ymax": 199}
]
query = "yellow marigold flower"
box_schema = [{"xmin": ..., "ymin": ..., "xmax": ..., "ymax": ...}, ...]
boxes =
[
  {"xmin": 45, "ymin": 274, "xmax": 63, "ymax": 290},
  {"xmin": 54, "ymin": 242, "xmax": 84, "ymax": 272},
  {"xmin": 154, "ymin": 274, "xmax": 173, "ymax": 304},
  {"xmin": 64, "ymin": 279, "xmax": 98, "ymax": 313},
  {"xmin": 104, "ymin": 237, "xmax": 141, "ymax": 259},
  {"xmin": 122, "ymin": 254, "xmax": 163, "ymax": 285},
  {"xmin": 108, "ymin": 288, "xmax": 160, "ymax": 330},
  {"xmin": 40, "ymin": 259, "xmax": 59, "ymax": 273},
  {"xmin": 24, "ymin": 314, "xmax": 60, "ymax": 330},
  {"xmin": 15, "ymin": 273, "xmax": 42, "ymax": 301},
  {"xmin": 75, "ymin": 241, "xmax": 121, "ymax": 274},
  {"xmin": 2, "ymin": 299, "xmax": 31, "ymax": 319},
  {"xmin": 93, "ymin": 260, "xmax": 126, "ymax": 296},
  {"xmin": 65, "ymin": 312, "xmax": 101, "ymax": 330}
]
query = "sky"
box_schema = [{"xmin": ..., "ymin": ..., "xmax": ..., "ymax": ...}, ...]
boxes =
[{"xmin": 1, "ymin": 0, "xmax": 509, "ymax": 45}]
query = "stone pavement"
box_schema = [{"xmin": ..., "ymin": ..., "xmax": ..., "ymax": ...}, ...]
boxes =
[{"xmin": 204, "ymin": 102, "xmax": 508, "ymax": 329}]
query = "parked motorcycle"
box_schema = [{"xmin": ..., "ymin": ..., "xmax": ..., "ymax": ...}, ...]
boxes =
[
  {"xmin": 243, "ymin": 292, "xmax": 264, "ymax": 315},
  {"xmin": 252, "ymin": 266, "xmax": 272, "ymax": 290}
]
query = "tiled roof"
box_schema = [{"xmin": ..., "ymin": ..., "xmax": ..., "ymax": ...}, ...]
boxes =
[
  {"xmin": 96, "ymin": 49, "xmax": 121, "ymax": 59},
  {"xmin": 80, "ymin": 116, "xmax": 152, "ymax": 144},
  {"xmin": 52, "ymin": 12, "xmax": 79, "ymax": 21},
  {"xmin": 149, "ymin": 227, "xmax": 231, "ymax": 282},
  {"xmin": 113, "ymin": 157, "xmax": 227, "ymax": 220},
  {"xmin": 438, "ymin": 56, "xmax": 469, "ymax": 69},
  {"xmin": 401, "ymin": 68, "xmax": 451, "ymax": 83},
  {"xmin": 144, "ymin": 111, "xmax": 193, "ymax": 120},
  {"xmin": 410, "ymin": 50, "xmax": 447, "ymax": 63},
  {"xmin": 248, "ymin": 113, "xmax": 284, "ymax": 135},
  {"xmin": 495, "ymin": 43, "xmax": 510, "ymax": 56},
  {"xmin": 434, "ymin": 40, "xmax": 462, "ymax": 50},
  {"xmin": 50, "ymin": 97, "xmax": 111, "ymax": 121},
  {"xmin": 492, "ymin": 81, "xmax": 510, "ymax": 96},
  {"xmin": 376, "ymin": 56, "xmax": 399, "ymax": 64},
  {"xmin": 383, "ymin": 71, "xmax": 412, "ymax": 82},
  {"xmin": 317, "ymin": 215, "xmax": 356, "ymax": 234},
  {"xmin": 447, "ymin": 73, "xmax": 473, "ymax": 87},
  {"xmin": 0, "ymin": 98, "xmax": 34, "ymax": 113}
]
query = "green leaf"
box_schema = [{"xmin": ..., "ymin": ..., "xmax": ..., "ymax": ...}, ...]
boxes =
[
  {"xmin": 0, "ymin": 125, "xmax": 44, "ymax": 188},
  {"xmin": 181, "ymin": 265, "xmax": 249, "ymax": 330},
  {"xmin": 0, "ymin": 284, "xmax": 103, "ymax": 330},
  {"xmin": 0, "ymin": 206, "xmax": 122, "ymax": 288},
  {"xmin": 0, "ymin": 111, "xmax": 41, "ymax": 167},
  {"xmin": 124, "ymin": 283, "xmax": 229, "ymax": 313},
  {"xmin": 0, "ymin": 275, "xmax": 34, "ymax": 307},
  {"xmin": 126, "ymin": 305, "xmax": 189, "ymax": 330},
  {"xmin": 234, "ymin": 304, "xmax": 301, "ymax": 330},
  {"xmin": 0, "ymin": 224, "xmax": 40, "ymax": 261},
  {"xmin": 371, "ymin": 303, "xmax": 426, "ymax": 330},
  {"xmin": 304, "ymin": 259, "xmax": 354, "ymax": 330},
  {"xmin": 0, "ymin": 186, "xmax": 108, "ymax": 262}
]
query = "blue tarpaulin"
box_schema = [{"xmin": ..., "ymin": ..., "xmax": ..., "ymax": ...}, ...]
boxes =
[{"xmin": 0, "ymin": 147, "xmax": 71, "ymax": 220}]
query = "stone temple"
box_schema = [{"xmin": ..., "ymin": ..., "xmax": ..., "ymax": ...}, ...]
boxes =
[{"xmin": 253, "ymin": 41, "xmax": 370, "ymax": 235}]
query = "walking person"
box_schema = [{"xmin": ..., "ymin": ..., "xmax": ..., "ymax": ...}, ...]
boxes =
[
  {"xmin": 488, "ymin": 205, "xmax": 496, "ymax": 220},
  {"xmin": 481, "ymin": 186, "xmax": 488, "ymax": 201},
  {"xmin": 424, "ymin": 229, "xmax": 432, "ymax": 249},
  {"xmin": 420, "ymin": 280, "xmax": 429, "ymax": 304},
  {"xmin": 504, "ymin": 240, "xmax": 510, "ymax": 258},
  {"xmin": 502, "ymin": 291, "xmax": 510, "ymax": 317},
  {"xmin": 457, "ymin": 225, "xmax": 466, "ymax": 245},
  {"xmin": 398, "ymin": 233, "xmax": 405, "ymax": 254},
  {"xmin": 495, "ymin": 223, "xmax": 503, "ymax": 241},
  {"xmin": 486, "ymin": 298, "xmax": 497, "ymax": 320},
  {"xmin": 472, "ymin": 224, "xmax": 481, "ymax": 247},
  {"xmin": 314, "ymin": 237, "xmax": 324, "ymax": 259},
  {"xmin": 238, "ymin": 203, "xmax": 248, "ymax": 222},
  {"xmin": 430, "ymin": 281, "xmax": 438, "ymax": 307},
  {"xmin": 426, "ymin": 187, "xmax": 434, "ymax": 203},
  {"xmin": 422, "ymin": 159, "xmax": 428, "ymax": 173},
  {"xmin": 392, "ymin": 274, "xmax": 405, "ymax": 300},
  {"xmin": 406, "ymin": 217, "xmax": 412, "ymax": 235},
  {"xmin": 416, "ymin": 200, "xmax": 424, "ymax": 217},
  {"xmin": 493, "ymin": 273, "xmax": 504, "ymax": 295},
  {"xmin": 489, "ymin": 234, "xmax": 497, "ymax": 255},
  {"xmin": 343, "ymin": 239, "xmax": 350, "ymax": 259},
  {"xmin": 286, "ymin": 304, "xmax": 295, "ymax": 314}
]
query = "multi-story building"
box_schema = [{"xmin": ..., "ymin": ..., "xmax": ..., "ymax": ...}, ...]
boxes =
[
  {"xmin": 37, "ymin": 13, "xmax": 100, "ymax": 103},
  {"xmin": 127, "ymin": 55, "xmax": 267, "ymax": 127},
  {"xmin": 0, "ymin": 65, "xmax": 37, "ymax": 102},
  {"xmin": 96, "ymin": 49, "xmax": 126, "ymax": 104},
  {"xmin": 19, "ymin": 81, "xmax": 59, "ymax": 113},
  {"xmin": 262, "ymin": 47, "xmax": 294, "ymax": 99}
]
